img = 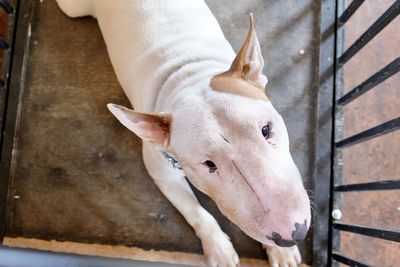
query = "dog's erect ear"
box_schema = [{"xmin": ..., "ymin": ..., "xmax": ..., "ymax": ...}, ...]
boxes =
[
  {"xmin": 210, "ymin": 13, "xmax": 268, "ymax": 101},
  {"xmin": 229, "ymin": 13, "xmax": 267, "ymax": 88},
  {"xmin": 107, "ymin": 103, "xmax": 171, "ymax": 147}
]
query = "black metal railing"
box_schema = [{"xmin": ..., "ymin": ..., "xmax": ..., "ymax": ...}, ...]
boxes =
[
  {"xmin": 337, "ymin": 57, "xmax": 400, "ymax": 106},
  {"xmin": 337, "ymin": 0, "xmax": 400, "ymax": 65},
  {"xmin": 330, "ymin": 0, "xmax": 400, "ymax": 266},
  {"xmin": 0, "ymin": 0, "xmax": 17, "ymax": 152},
  {"xmin": 335, "ymin": 117, "xmax": 400, "ymax": 148},
  {"xmin": 334, "ymin": 179, "xmax": 400, "ymax": 192},
  {"xmin": 332, "ymin": 253, "xmax": 369, "ymax": 267},
  {"xmin": 0, "ymin": 0, "xmax": 13, "ymax": 15},
  {"xmin": 0, "ymin": 0, "xmax": 18, "ymax": 242},
  {"xmin": 337, "ymin": 0, "xmax": 364, "ymax": 25}
]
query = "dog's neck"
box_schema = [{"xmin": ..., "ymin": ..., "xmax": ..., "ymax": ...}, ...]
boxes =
[{"xmin": 154, "ymin": 60, "xmax": 231, "ymax": 112}]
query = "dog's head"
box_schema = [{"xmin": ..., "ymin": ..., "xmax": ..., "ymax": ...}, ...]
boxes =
[{"xmin": 108, "ymin": 14, "xmax": 310, "ymax": 247}]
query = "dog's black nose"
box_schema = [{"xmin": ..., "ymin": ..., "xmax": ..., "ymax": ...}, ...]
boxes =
[
  {"xmin": 292, "ymin": 219, "xmax": 308, "ymax": 242},
  {"xmin": 267, "ymin": 220, "xmax": 308, "ymax": 247}
]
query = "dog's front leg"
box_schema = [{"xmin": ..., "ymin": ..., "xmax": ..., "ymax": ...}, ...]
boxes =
[
  {"xmin": 155, "ymin": 177, "xmax": 239, "ymax": 267},
  {"xmin": 263, "ymin": 244, "xmax": 302, "ymax": 267},
  {"xmin": 143, "ymin": 144, "xmax": 239, "ymax": 267}
]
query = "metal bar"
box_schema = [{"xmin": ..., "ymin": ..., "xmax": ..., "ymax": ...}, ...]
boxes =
[
  {"xmin": 332, "ymin": 253, "xmax": 371, "ymax": 267},
  {"xmin": 331, "ymin": 0, "xmax": 347, "ymax": 261},
  {"xmin": 0, "ymin": 0, "xmax": 27, "ymax": 241},
  {"xmin": 335, "ymin": 179, "xmax": 400, "ymax": 192},
  {"xmin": 312, "ymin": 0, "xmax": 338, "ymax": 265},
  {"xmin": 0, "ymin": 0, "xmax": 14, "ymax": 14},
  {"xmin": 0, "ymin": 37, "xmax": 10, "ymax": 51},
  {"xmin": 335, "ymin": 117, "xmax": 400, "ymax": 148},
  {"xmin": 0, "ymin": 0, "xmax": 19, "ymax": 149},
  {"xmin": 338, "ymin": 0, "xmax": 365, "ymax": 25},
  {"xmin": 333, "ymin": 223, "xmax": 400, "ymax": 243},
  {"xmin": 338, "ymin": 0, "xmax": 400, "ymax": 65},
  {"xmin": 337, "ymin": 57, "xmax": 400, "ymax": 105}
]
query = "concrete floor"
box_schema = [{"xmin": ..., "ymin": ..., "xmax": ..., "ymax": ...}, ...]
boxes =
[
  {"xmin": 3, "ymin": 0, "xmax": 321, "ymax": 265},
  {"xmin": 3, "ymin": 0, "xmax": 398, "ymax": 266}
]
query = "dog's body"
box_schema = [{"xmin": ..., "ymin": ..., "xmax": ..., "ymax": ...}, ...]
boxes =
[{"xmin": 57, "ymin": 1, "xmax": 311, "ymax": 266}]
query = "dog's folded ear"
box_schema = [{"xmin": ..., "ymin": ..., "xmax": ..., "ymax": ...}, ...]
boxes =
[
  {"xmin": 230, "ymin": 13, "xmax": 267, "ymax": 88},
  {"xmin": 107, "ymin": 103, "xmax": 171, "ymax": 147}
]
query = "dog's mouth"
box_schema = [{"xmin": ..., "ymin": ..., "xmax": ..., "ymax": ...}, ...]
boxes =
[
  {"xmin": 213, "ymin": 193, "xmax": 310, "ymax": 247},
  {"xmin": 266, "ymin": 233, "xmax": 297, "ymax": 247}
]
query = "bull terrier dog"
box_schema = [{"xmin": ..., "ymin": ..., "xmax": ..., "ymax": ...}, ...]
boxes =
[{"xmin": 56, "ymin": 0, "xmax": 311, "ymax": 266}]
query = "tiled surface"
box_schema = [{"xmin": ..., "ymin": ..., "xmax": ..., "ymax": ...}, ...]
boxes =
[{"xmin": 338, "ymin": 1, "xmax": 399, "ymax": 266}]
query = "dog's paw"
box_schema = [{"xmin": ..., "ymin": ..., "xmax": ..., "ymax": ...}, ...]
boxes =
[
  {"xmin": 263, "ymin": 244, "xmax": 302, "ymax": 267},
  {"xmin": 201, "ymin": 231, "xmax": 239, "ymax": 267}
]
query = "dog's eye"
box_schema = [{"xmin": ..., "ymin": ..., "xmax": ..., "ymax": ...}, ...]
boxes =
[
  {"xmin": 203, "ymin": 160, "xmax": 217, "ymax": 173},
  {"xmin": 262, "ymin": 123, "xmax": 273, "ymax": 139}
]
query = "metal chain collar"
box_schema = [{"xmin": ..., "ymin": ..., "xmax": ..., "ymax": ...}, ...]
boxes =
[{"xmin": 162, "ymin": 151, "xmax": 182, "ymax": 170}]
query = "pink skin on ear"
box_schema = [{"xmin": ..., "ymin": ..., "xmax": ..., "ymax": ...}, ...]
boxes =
[
  {"xmin": 107, "ymin": 103, "xmax": 171, "ymax": 147},
  {"xmin": 245, "ymin": 42, "xmax": 268, "ymax": 87},
  {"xmin": 241, "ymin": 15, "xmax": 268, "ymax": 88},
  {"xmin": 230, "ymin": 13, "xmax": 268, "ymax": 88}
]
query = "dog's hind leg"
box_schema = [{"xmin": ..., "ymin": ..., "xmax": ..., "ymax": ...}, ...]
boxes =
[
  {"xmin": 56, "ymin": 0, "xmax": 95, "ymax": 18},
  {"xmin": 143, "ymin": 143, "xmax": 239, "ymax": 267}
]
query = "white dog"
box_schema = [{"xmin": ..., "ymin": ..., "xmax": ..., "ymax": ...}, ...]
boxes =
[{"xmin": 56, "ymin": 1, "xmax": 311, "ymax": 266}]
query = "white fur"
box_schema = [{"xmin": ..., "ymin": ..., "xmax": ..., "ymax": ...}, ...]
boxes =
[
  {"xmin": 264, "ymin": 244, "xmax": 302, "ymax": 267},
  {"xmin": 57, "ymin": 1, "xmax": 310, "ymax": 266}
]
